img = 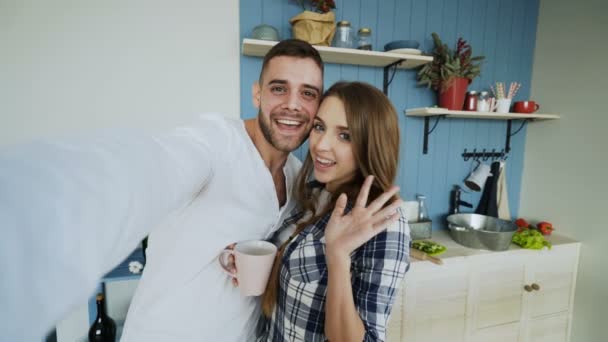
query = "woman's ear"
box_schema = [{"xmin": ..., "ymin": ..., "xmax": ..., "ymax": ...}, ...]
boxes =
[{"xmin": 252, "ymin": 81, "xmax": 261, "ymax": 109}]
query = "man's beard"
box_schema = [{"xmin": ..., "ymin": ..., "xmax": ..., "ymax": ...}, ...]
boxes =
[{"xmin": 258, "ymin": 110, "xmax": 309, "ymax": 153}]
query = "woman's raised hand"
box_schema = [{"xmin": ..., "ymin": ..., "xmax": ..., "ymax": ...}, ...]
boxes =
[{"xmin": 324, "ymin": 176, "xmax": 402, "ymax": 260}]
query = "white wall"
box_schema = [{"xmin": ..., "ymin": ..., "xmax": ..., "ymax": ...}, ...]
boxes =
[
  {"xmin": 0, "ymin": 1, "xmax": 240, "ymax": 341},
  {"xmin": 1, "ymin": 0, "xmax": 240, "ymax": 147},
  {"xmin": 521, "ymin": 0, "xmax": 608, "ymax": 341}
]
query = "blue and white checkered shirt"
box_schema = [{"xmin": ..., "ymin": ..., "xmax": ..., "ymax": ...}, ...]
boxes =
[{"xmin": 258, "ymin": 201, "xmax": 410, "ymax": 342}]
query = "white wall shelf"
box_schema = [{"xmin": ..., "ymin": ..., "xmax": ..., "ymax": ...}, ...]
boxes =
[
  {"xmin": 406, "ymin": 107, "xmax": 560, "ymax": 120},
  {"xmin": 404, "ymin": 107, "xmax": 560, "ymax": 154},
  {"xmin": 242, "ymin": 38, "xmax": 433, "ymax": 95},
  {"xmin": 243, "ymin": 38, "xmax": 433, "ymax": 70}
]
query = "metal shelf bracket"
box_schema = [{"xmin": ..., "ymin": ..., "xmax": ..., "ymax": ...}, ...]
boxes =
[
  {"xmin": 423, "ymin": 115, "xmax": 446, "ymax": 154},
  {"xmin": 382, "ymin": 59, "xmax": 405, "ymax": 95}
]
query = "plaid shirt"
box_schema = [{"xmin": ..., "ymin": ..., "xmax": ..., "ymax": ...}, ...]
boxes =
[{"xmin": 258, "ymin": 203, "xmax": 410, "ymax": 342}]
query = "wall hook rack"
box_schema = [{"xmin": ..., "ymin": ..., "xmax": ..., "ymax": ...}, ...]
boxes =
[{"xmin": 462, "ymin": 148, "xmax": 508, "ymax": 161}]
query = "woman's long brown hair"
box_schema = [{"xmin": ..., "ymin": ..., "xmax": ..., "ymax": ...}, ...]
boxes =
[{"xmin": 261, "ymin": 81, "xmax": 400, "ymax": 318}]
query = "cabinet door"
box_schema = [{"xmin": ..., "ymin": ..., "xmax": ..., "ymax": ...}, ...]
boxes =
[
  {"xmin": 401, "ymin": 259, "xmax": 468, "ymax": 342},
  {"xmin": 470, "ymin": 322, "xmax": 521, "ymax": 342},
  {"xmin": 526, "ymin": 244, "xmax": 578, "ymax": 319},
  {"xmin": 524, "ymin": 312, "xmax": 569, "ymax": 342},
  {"xmin": 469, "ymin": 253, "xmax": 526, "ymax": 330}
]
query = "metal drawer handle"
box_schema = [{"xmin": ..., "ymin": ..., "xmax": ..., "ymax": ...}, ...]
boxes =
[
  {"xmin": 531, "ymin": 283, "xmax": 540, "ymax": 291},
  {"xmin": 524, "ymin": 285, "xmax": 533, "ymax": 292}
]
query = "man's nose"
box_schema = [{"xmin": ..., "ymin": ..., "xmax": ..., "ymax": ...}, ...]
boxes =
[{"xmin": 284, "ymin": 91, "xmax": 302, "ymax": 111}]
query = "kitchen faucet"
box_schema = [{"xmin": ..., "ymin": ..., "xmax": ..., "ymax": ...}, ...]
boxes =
[{"xmin": 451, "ymin": 185, "xmax": 473, "ymax": 215}]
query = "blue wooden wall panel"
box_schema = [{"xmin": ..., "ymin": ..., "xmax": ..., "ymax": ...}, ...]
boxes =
[{"xmin": 239, "ymin": 0, "xmax": 540, "ymax": 229}]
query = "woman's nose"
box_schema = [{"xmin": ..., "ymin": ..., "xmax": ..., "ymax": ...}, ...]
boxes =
[{"xmin": 315, "ymin": 132, "xmax": 333, "ymax": 151}]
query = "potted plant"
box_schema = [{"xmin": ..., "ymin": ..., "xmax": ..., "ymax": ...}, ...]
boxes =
[
  {"xmin": 289, "ymin": 0, "xmax": 336, "ymax": 46},
  {"xmin": 418, "ymin": 32, "xmax": 485, "ymax": 110}
]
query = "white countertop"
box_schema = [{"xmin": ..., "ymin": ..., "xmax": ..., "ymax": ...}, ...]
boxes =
[{"xmin": 413, "ymin": 229, "xmax": 579, "ymax": 262}]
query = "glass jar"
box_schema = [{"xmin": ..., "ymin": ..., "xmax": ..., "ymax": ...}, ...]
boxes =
[
  {"xmin": 463, "ymin": 91, "xmax": 478, "ymax": 111},
  {"xmin": 477, "ymin": 91, "xmax": 490, "ymax": 112},
  {"xmin": 333, "ymin": 21, "xmax": 353, "ymax": 48},
  {"xmin": 356, "ymin": 27, "xmax": 372, "ymax": 50}
]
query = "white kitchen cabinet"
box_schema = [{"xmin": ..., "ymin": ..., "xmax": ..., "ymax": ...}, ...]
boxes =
[{"xmin": 387, "ymin": 231, "xmax": 579, "ymax": 342}]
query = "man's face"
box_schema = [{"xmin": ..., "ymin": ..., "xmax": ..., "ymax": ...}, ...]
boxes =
[{"xmin": 252, "ymin": 56, "xmax": 323, "ymax": 153}]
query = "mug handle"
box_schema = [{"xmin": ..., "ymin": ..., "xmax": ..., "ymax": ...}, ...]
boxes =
[
  {"xmin": 535, "ymin": 104, "xmax": 540, "ymax": 112},
  {"xmin": 218, "ymin": 249, "xmax": 237, "ymax": 278}
]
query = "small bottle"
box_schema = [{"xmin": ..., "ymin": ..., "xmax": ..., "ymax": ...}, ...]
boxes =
[
  {"xmin": 416, "ymin": 194, "xmax": 429, "ymax": 222},
  {"xmin": 333, "ymin": 21, "xmax": 353, "ymax": 48},
  {"xmin": 356, "ymin": 28, "xmax": 373, "ymax": 50},
  {"xmin": 88, "ymin": 293, "xmax": 117, "ymax": 342}
]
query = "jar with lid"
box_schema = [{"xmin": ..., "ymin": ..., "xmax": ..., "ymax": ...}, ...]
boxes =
[
  {"xmin": 463, "ymin": 91, "xmax": 478, "ymax": 111},
  {"xmin": 333, "ymin": 21, "xmax": 354, "ymax": 48},
  {"xmin": 356, "ymin": 27, "xmax": 372, "ymax": 50},
  {"xmin": 477, "ymin": 91, "xmax": 490, "ymax": 112}
]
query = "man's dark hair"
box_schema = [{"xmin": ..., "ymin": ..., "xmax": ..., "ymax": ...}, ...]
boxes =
[{"xmin": 259, "ymin": 39, "xmax": 324, "ymax": 82}]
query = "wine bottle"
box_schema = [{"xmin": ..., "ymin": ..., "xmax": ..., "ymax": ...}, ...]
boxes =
[{"xmin": 88, "ymin": 293, "xmax": 117, "ymax": 342}]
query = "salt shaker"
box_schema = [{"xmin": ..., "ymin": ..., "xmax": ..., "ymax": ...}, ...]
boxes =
[
  {"xmin": 356, "ymin": 28, "xmax": 372, "ymax": 50},
  {"xmin": 333, "ymin": 21, "xmax": 354, "ymax": 48}
]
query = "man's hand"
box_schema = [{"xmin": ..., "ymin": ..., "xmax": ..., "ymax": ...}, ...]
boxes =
[{"xmin": 324, "ymin": 175, "xmax": 402, "ymax": 260}]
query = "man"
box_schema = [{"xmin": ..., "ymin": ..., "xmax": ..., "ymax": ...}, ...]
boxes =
[{"xmin": 0, "ymin": 39, "xmax": 323, "ymax": 341}]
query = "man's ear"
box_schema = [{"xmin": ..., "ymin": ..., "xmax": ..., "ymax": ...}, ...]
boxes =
[{"xmin": 252, "ymin": 81, "xmax": 261, "ymax": 109}]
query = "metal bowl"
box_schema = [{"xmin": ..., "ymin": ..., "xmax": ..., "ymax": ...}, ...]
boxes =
[{"xmin": 446, "ymin": 213, "xmax": 517, "ymax": 251}]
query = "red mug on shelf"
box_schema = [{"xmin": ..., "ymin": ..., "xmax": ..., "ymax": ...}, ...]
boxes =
[{"xmin": 513, "ymin": 101, "xmax": 540, "ymax": 113}]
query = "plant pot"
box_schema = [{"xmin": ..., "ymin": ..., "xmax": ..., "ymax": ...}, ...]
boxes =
[
  {"xmin": 289, "ymin": 11, "xmax": 336, "ymax": 46},
  {"xmin": 438, "ymin": 77, "xmax": 469, "ymax": 110}
]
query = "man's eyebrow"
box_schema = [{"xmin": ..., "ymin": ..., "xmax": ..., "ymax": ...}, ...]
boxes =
[
  {"xmin": 267, "ymin": 79, "xmax": 321, "ymax": 94},
  {"xmin": 267, "ymin": 79, "xmax": 287, "ymax": 85}
]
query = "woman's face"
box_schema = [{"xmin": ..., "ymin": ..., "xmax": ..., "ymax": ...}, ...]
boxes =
[{"xmin": 309, "ymin": 96, "xmax": 357, "ymax": 192}]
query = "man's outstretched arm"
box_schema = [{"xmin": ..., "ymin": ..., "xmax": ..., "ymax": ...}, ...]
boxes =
[{"xmin": 0, "ymin": 114, "xmax": 225, "ymax": 341}]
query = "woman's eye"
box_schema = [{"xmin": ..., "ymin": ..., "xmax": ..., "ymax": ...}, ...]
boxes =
[
  {"xmin": 312, "ymin": 123, "xmax": 324, "ymax": 131},
  {"xmin": 339, "ymin": 132, "xmax": 351, "ymax": 141}
]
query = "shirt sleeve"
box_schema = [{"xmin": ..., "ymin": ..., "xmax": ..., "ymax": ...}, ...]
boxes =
[
  {"xmin": 0, "ymin": 113, "xmax": 230, "ymax": 341},
  {"xmin": 351, "ymin": 208, "xmax": 410, "ymax": 342}
]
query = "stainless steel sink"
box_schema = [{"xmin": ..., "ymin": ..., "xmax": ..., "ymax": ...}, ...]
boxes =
[{"xmin": 446, "ymin": 213, "xmax": 517, "ymax": 251}]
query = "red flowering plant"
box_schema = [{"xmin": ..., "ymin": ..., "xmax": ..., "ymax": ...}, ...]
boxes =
[
  {"xmin": 296, "ymin": 0, "xmax": 336, "ymax": 13},
  {"xmin": 418, "ymin": 32, "xmax": 484, "ymax": 91}
]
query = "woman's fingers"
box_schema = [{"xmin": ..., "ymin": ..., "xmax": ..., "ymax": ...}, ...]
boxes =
[
  {"xmin": 370, "ymin": 198, "xmax": 403, "ymax": 226},
  {"xmin": 354, "ymin": 175, "xmax": 374, "ymax": 208},
  {"xmin": 372, "ymin": 210, "xmax": 401, "ymax": 232},
  {"xmin": 330, "ymin": 193, "xmax": 348, "ymax": 220},
  {"xmin": 366, "ymin": 186, "xmax": 400, "ymax": 213}
]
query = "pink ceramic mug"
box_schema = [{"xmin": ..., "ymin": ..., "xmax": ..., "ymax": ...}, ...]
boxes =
[{"xmin": 218, "ymin": 240, "xmax": 277, "ymax": 296}]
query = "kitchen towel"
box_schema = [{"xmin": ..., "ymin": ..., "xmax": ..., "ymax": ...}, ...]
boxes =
[
  {"xmin": 496, "ymin": 161, "xmax": 511, "ymax": 220},
  {"xmin": 475, "ymin": 161, "xmax": 500, "ymax": 217}
]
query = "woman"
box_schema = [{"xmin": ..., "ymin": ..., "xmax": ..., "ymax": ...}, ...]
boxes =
[{"xmin": 258, "ymin": 81, "xmax": 410, "ymax": 341}]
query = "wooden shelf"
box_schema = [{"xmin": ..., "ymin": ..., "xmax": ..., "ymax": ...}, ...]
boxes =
[
  {"xmin": 405, "ymin": 107, "xmax": 560, "ymax": 120},
  {"xmin": 242, "ymin": 38, "xmax": 433, "ymax": 69},
  {"xmin": 404, "ymin": 107, "xmax": 559, "ymax": 154}
]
